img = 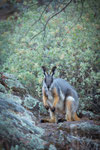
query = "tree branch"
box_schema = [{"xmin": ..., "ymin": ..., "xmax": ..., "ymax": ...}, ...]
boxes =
[
  {"xmin": 30, "ymin": 0, "xmax": 73, "ymax": 41},
  {"xmin": 24, "ymin": 0, "xmax": 53, "ymax": 37}
]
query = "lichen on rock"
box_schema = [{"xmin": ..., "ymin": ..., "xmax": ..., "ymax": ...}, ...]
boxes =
[{"xmin": 0, "ymin": 73, "xmax": 100, "ymax": 150}]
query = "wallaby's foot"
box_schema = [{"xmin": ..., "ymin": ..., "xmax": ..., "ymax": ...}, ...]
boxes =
[
  {"xmin": 73, "ymin": 113, "xmax": 80, "ymax": 121},
  {"xmin": 57, "ymin": 118, "xmax": 66, "ymax": 123},
  {"xmin": 67, "ymin": 118, "xmax": 72, "ymax": 121},
  {"xmin": 40, "ymin": 118, "xmax": 56, "ymax": 123},
  {"xmin": 44, "ymin": 104, "xmax": 49, "ymax": 110},
  {"xmin": 65, "ymin": 114, "xmax": 72, "ymax": 121},
  {"xmin": 66, "ymin": 113, "xmax": 72, "ymax": 121},
  {"xmin": 50, "ymin": 106, "xmax": 55, "ymax": 112}
]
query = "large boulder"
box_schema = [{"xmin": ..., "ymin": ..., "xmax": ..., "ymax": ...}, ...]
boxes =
[
  {"xmin": 0, "ymin": 73, "xmax": 47, "ymax": 117},
  {"xmin": 0, "ymin": 98, "xmax": 48, "ymax": 150}
]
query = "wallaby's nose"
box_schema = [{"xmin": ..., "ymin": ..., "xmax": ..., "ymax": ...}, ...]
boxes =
[{"xmin": 47, "ymin": 86, "xmax": 50, "ymax": 89}]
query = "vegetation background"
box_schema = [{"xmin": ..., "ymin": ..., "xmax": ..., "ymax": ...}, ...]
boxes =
[{"xmin": 0, "ymin": 0, "xmax": 100, "ymax": 113}]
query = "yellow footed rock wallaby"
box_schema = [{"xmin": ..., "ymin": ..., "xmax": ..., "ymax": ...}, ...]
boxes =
[{"xmin": 41, "ymin": 66, "xmax": 80, "ymax": 123}]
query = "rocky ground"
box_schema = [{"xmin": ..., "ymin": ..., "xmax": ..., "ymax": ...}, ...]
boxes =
[{"xmin": 0, "ymin": 73, "xmax": 100, "ymax": 150}]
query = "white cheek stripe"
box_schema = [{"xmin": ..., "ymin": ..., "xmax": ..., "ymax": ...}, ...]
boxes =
[{"xmin": 67, "ymin": 96, "xmax": 75, "ymax": 101}]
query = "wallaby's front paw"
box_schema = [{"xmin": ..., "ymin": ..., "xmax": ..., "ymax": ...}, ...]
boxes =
[
  {"xmin": 44, "ymin": 105, "xmax": 49, "ymax": 110},
  {"xmin": 51, "ymin": 106, "xmax": 55, "ymax": 112}
]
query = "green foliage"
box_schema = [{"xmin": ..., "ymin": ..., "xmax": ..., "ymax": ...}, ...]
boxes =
[{"xmin": 0, "ymin": 0, "xmax": 100, "ymax": 110}]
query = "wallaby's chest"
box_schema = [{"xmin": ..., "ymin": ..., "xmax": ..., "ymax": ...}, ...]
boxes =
[
  {"xmin": 45, "ymin": 88, "xmax": 64, "ymax": 111},
  {"xmin": 47, "ymin": 91, "xmax": 54, "ymax": 107},
  {"xmin": 46, "ymin": 89, "xmax": 54, "ymax": 101}
]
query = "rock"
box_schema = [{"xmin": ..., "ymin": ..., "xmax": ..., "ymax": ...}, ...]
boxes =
[
  {"xmin": 0, "ymin": 98, "xmax": 48, "ymax": 150},
  {"xmin": 0, "ymin": 73, "xmax": 100, "ymax": 150},
  {"xmin": 24, "ymin": 95, "xmax": 47, "ymax": 117},
  {"xmin": 78, "ymin": 110, "xmax": 100, "ymax": 121},
  {"xmin": 0, "ymin": 73, "xmax": 47, "ymax": 117},
  {"xmin": 39, "ymin": 121, "xmax": 100, "ymax": 150},
  {"xmin": 0, "ymin": 96, "xmax": 100, "ymax": 149},
  {"xmin": 0, "ymin": 92, "xmax": 22, "ymax": 104},
  {"xmin": 0, "ymin": 83, "xmax": 7, "ymax": 93}
]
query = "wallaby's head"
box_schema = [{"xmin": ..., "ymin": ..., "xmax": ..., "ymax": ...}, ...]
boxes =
[{"xmin": 42, "ymin": 66, "xmax": 56, "ymax": 89}]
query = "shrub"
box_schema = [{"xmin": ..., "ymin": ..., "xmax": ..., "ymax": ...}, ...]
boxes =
[{"xmin": 0, "ymin": 0, "xmax": 100, "ymax": 111}]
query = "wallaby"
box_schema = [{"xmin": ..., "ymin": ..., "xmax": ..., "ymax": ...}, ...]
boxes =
[{"xmin": 41, "ymin": 66, "xmax": 80, "ymax": 123}]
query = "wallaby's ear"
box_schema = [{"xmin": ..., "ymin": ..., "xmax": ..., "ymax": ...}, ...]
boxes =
[
  {"xmin": 42, "ymin": 66, "xmax": 47, "ymax": 76},
  {"xmin": 51, "ymin": 66, "xmax": 57, "ymax": 76}
]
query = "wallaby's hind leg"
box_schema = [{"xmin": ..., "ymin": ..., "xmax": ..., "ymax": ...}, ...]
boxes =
[
  {"xmin": 65, "ymin": 98, "xmax": 73, "ymax": 121},
  {"xmin": 73, "ymin": 112, "xmax": 80, "ymax": 121},
  {"xmin": 40, "ymin": 109, "xmax": 56, "ymax": 123},
  {"xmin": 65, "ymin": 96, "xmax": 80, "ymax": 121}
]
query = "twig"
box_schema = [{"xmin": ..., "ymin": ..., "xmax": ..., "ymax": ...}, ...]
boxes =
[
  {"xmin": 60, "ymin": 0, "xmax": 84, "ymax": 43},
  {"xmin": 30, "ymin": 0, "xmax": 73, "ymax": 41},
  {"xmin": 43, "ymin": 0, "xmax": 70, "ymax": 38},
  {"xmin": 24, "ymin": 0, "xmax": 53, "ymax": 37}
]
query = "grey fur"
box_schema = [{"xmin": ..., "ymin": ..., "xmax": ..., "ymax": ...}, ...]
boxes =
[
  {"xmin": 42, "ymin": 67, "xmax": 79, "ymax": 121},
  {"xmin": 42, "ymin": 78, "xmax": 79, "ymax": 113}
]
